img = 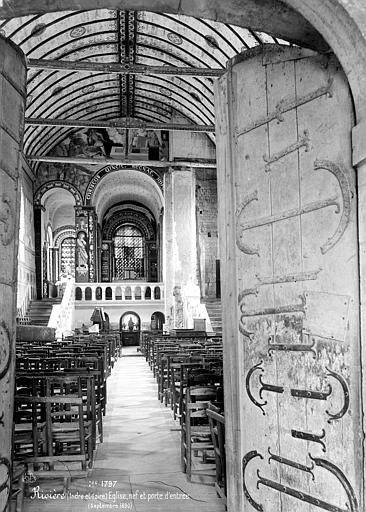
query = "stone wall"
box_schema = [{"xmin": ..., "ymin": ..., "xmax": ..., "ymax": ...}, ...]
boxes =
[
  {"xmin": 0, "ymin": 35, "xmax": 26, "ymax": 511},
  {"xmin": 195, "ymin": 168, "xmax": 218, "ymax": 298},
  {"xmin": 163, "ymin": 169, "xmax": 197, "ymax": 329},
  {"xmin": 17, "ymin": 163, "xmax": 36, "ymax": 316},
  {"xmin": 169, "ymin": 115, "xmax": 216, "ymax": 161}
]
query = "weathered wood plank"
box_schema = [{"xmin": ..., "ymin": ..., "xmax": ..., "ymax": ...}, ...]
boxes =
[
  {"xmin": 27, "ymin": 59, "xmax": 225, "ymax": 77},
  {"xmin": 25, "ymin": 117, "xmax": 216, "ymax": 132},
  {"xmin": 215, "ymin": 45, "xmax": 362, "ymax": 512}
]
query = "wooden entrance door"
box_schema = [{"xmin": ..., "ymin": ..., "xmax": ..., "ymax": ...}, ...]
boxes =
[{"xmin": 215, "ymin": 45, "xmax": 362, "ymax": 511}]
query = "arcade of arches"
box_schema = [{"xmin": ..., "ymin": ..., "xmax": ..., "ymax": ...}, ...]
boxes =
[{"xmin": 1, "ymin": 1, "xmax": 366, "ymax": 511}]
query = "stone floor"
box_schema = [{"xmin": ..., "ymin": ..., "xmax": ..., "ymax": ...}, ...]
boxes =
[{"xmin": 22, "ymin": 347, "xmax": 226, "ymax": 512}]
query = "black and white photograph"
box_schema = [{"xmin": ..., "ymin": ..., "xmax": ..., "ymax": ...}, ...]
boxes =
[{"xmin": 0, "ymin": 1, "xmax": 364, "ymax": 511}]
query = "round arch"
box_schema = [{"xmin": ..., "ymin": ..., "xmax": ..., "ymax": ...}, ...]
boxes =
[
  {"xmin": 103, "ymin": 210, "xmax": 155, "ymax": 241},
  {"xmin": 84, "ymin": 164, "xmax": 164, "ymax": 204},
  {"xmin": 54, "ymin": 225, "xmax": 76, "ymax": 248},
  {"xmin": 120, "ymin": 311, "xmax": 141, "ymax": 347},
  {"xmin": 92, "ymin": 168, "xmax": 164, "ymax": 222},
  {"xmin": 34, "ymin": 180, "xmax": 83, "ymax": 207},
  {"xmin": 151, "ymin": 311, "xmax": 165, "ymax": 331}
]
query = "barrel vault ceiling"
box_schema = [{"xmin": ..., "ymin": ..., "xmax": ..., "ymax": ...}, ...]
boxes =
[{"xmin": 0, "ymin": 9, "xmax": 290, "ymax": 166}]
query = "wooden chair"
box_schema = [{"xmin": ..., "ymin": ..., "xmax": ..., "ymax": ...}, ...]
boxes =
[
  {"xmin": 15, "ymin": 374, "xmax": 93, "ymax": 484},
  {"xmin": 181, "ymin": 385, "xmax": 217, "ymax": 481},
  {"xmin": 207, "ymin": 402, "xmax": 226, "ymax": 501},
  {"xmin": 14, "ymin": 376, "xmax": 47, "ymax": 467},
  {"xmin": 10, "ymin": 462, "xmax": 26, "ymax": 512}
]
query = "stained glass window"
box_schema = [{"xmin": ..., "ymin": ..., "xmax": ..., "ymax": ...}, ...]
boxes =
[
  {"xmin": 114, "ymin": 225, "xmax": 144, "ymax": 280},
  {"xmin": 60, "ymin": 237, "xmax": 75, "ymax": 277}
]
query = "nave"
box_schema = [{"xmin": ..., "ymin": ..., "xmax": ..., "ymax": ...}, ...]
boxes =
[{"xmin": 19, "ymin": 346, "xmax": 225, "ymax": 512}]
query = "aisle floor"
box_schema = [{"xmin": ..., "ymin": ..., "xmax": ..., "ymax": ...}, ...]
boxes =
[{"xmin": 23, "ymin": 347, "xmax": 226, "ymax": 512}]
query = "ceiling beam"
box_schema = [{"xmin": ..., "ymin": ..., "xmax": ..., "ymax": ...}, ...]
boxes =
[
  {"xmin": 27, "ymin": 59, "xmax": 225, "ymax": 77},
  {"xmin": 25, "ymin": 117, "xmax": 216, "ymax": 132},
  {"xmin": 25, "ymin": 155, "xmax": 217, "ymax": 168}
]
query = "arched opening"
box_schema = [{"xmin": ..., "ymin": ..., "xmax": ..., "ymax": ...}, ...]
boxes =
[
  {"xmin": 95, "ymin": 286, "xmax": 102, "ymax": 300},
  {"xmin": 100, "ymin": 198, "xmax": 161, "ymax": 283},
  {"xmin": 75, "ymin": 286, "xmax": 82, "ymax": 301},
  {"xmin": 105, "ymin": 287, "xmax": 112, "ymax": 300},
  {"xmin": 85, "ymin": 286, "xmax": 92, "ymax": 301},
  {"xmin": 151, "ymin": 311, "xmax": 165, "ymax": 331},
  {"xmin": 120, "ymin": 311, "xmax": 141, "ymax": 346},
  {"xmin": 60, "ymin": 236, "xmax": 76, "ymax": 278},
  {"xmin": 153, "ymin": 286, "xmax": 161, "ymax": 300},
  {"xmin": 134, "ymin": 286, "xmax": 142, "ymax": 300},
  {"xmin": 113, "ymin": 225, "xmax": 144, "ymax": 280},
  {"xmin": 124, "ymin": 286, "xmax": 132, "ymax": 300},
  {"xmin": 144, "ymin": 287, "xmax": 151, "ymax": 300},
  {"xmin": 33, "ymin": 187, "xmax": 78, "ymax": 299},
  {"xmin": 115, "ymin": 286, "xmax": 122, "ymax": 300}
]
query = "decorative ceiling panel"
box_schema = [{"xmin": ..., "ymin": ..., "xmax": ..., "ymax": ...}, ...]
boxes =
[{"xmin": 0, "ymin": 8, "xmax": 288, "ymax": 166}]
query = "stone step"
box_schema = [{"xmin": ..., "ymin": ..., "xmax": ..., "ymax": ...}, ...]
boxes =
[
  {"xmin": 26, "ymin": 298, "xmax": 61, "ymax": 326},
  {"xmin": 28, "ymin": 301, "xmax": 60, "ymax": 308},
  {"xmin": 204, "ymin": 298, "xmax": 222, "ymax": 336},
  {"xmin": 28, "ymin": 305, "xmax": 58, "ymax": 310}
]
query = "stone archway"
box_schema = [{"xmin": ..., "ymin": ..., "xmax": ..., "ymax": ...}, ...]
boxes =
[
  {"xmin": 120, "ymin": 311, "xmax": 141, "ymax": 346},
  {"xmin": 34, "ymin": 180, "xmax": 83, "ymax": 207}
]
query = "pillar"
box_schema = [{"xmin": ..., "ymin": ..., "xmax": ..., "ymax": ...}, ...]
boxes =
[
  {"xmin": 101, "ymin": 240, "xmax": 113, "ymax": 282},
  {"xmin": 51, "ymin": 247, "xmax": 59, "ymax": 283},
  {"xmin": 163, "ymin": 168, "xmax": 197, "ymax": 329},
  {"xmin": 33, "ymin": 204, "xmax": 44, "ymax": 299},
  {"xmin": 0, "ymin": 36, "xmax": 26, "ymax": 511},
  {"xmin": 158, "ymin": 207, "xmax": 164, "ymax": 282}
]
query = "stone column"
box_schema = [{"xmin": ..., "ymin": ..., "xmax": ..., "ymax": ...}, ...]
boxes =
[
  {"xmin": 101, "ymin": 240, "xmax": 113, "ymax": 282},
  {"xmin": 163, "ymin": 168, "xmax": 197, "ymax": 329},
  {"xmin": 0, "ymin": 36, "xmax": 26, "ymax": 511},
  {"xmin": 163, "ymin": 169, "xmax": 174, "ymax": 327},
  {"xmin": 51, "ymin": 247, "xmax": 59, "ymax": 283},
  {"xmin": 33, "ymin": 204, "xmax": 44, "ymax": 299},
  {"xmin": 158, "ymin": 207, "xmax": 164, "ymax": 282}
]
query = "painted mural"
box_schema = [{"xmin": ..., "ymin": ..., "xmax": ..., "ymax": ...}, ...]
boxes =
[{"xmin": 35, "ymin": 127, "xmax": 168, "ymax": 200}]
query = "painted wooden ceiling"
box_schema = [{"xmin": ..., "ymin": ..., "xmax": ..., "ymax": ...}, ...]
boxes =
[{"xmin": 0, "ymin": 9, "xmax": 289, "ymax": 158}]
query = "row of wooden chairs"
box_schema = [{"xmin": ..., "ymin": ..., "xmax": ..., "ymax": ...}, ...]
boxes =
[
  {"xmin": 12, "ymin": 332, "xmax": 120, "ymax": 511},
  {"xmin": 142, "ymin": 333, "xmax": 226, "ymax": 498},
  {"xmin": 145, "ymin": 337, "xmax": 222, "ymax": 413}
]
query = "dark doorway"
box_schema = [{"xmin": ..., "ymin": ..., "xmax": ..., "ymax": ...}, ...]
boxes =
[
  {"xmin": 151, "ymin": 311, "xmax": 165, "ymax": 331},
  {"xmin": 120, "ymin": 311, "xmax": 141, "ymax": 346}
]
